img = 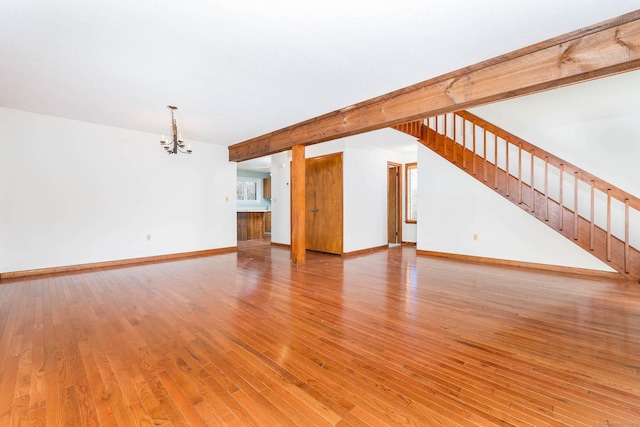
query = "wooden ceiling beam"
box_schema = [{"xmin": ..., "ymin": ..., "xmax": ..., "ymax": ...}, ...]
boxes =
[{"xmin": 229, "ymin": 11, "xmax": 640, "ymax": 162}]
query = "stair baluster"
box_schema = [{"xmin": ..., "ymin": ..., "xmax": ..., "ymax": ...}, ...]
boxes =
[
  {"xmin": 530, "ymin": 149, "xmax": 535, "ymax": 212},
  {"xmin": 574, "ymin": 172, "xmax": 579, "ymax": 240}
]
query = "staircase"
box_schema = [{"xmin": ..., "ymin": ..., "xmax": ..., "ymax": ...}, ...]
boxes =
[{"xmin": 393, "ymin": 111, "xmax": 640, "ymax": 282}]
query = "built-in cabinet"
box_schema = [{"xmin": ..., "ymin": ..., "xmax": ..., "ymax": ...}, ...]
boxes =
[
  {"xmin": 237, "ymin": 211, "xmax": 270, "ymax": 241},
  {"xmin": 265, "ymin": 211, "xmax": 271, "ymax": 233}
]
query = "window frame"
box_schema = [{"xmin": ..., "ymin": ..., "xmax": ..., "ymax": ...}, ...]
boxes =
[
  {"xmin": 405, "ymin": 162, "xmax": 417, "ymax": 223},
  {"xmin": 236, "ymin": 176, "xmax": 262, "ymax": 204}
]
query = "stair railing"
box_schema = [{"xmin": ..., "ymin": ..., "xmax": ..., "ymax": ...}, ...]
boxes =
[{"xmin": 413, "ymin": 111, "xmax": 640, "ymax": 279}]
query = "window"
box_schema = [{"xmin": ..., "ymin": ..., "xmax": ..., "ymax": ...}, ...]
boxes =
[
  {"xmin": 405, "ymin": 163, "xmax": 417, "ymax": 223},
  {"xmin": 237, "ymin": 177, "xmax": 261, "ymax": 203}
]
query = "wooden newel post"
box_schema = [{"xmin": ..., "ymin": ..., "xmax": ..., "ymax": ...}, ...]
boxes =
[{"xmin": 291, "ymin": 145, "xmax": 306, "ymax": 265}]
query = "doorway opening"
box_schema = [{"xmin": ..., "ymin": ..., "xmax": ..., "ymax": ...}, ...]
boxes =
[{"xmin": 387, "ymin": 162, "xmax": 402, "ymax": 246}]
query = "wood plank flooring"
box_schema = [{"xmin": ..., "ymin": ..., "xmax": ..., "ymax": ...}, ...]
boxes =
[{"xmin": 1, "ymin": 246, "xmax": 639, "ymax": 426}]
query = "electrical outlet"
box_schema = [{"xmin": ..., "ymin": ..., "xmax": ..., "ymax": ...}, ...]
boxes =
[
  {"xmin": 147, "ymin": 234, "xmax": 152, "ymax": 241},
  {"xmin": 473, "ymin": 233, "xmax": 478, "ymax": 241},
  {"xmin": 225, "ymin": 195, "xmax": 229, "ymax": 202}
]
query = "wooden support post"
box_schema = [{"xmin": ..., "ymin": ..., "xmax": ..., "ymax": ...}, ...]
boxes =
[{"xmin": 291, "ymin": 145, "xmax": 306, "ymax": 265}]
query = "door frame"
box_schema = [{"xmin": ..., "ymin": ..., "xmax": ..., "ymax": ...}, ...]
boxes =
[{"xmin": 387, "ymin": 162, "xmax": 402, "ymax": 245}]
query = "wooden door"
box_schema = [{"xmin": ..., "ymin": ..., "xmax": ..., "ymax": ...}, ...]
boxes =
[
  {"xmin": 387, "ymin": 162, "xmax": 402, "ymax": 244},
  {"xmin": 305, "ymin": 153, "xmax": 343, "ymax": 254}
]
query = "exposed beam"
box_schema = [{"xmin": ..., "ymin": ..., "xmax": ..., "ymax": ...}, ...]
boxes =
[{"xmin": 229, "ymin": 10, "xmax": 640, "ymax": 162}]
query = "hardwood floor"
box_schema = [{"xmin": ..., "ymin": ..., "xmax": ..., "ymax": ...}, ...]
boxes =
[
  {"xmin": 237, "ymin": 236, "xmax": 272, "ymax": 250},
  {"xmin": 1, "ymin": 246, "xmax": 639, "ymax": 426}
]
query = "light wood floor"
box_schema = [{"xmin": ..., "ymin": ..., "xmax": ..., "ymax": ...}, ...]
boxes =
[{"xmin": 1, "ymin": 246, "xmax": 639, "ymax": 426}]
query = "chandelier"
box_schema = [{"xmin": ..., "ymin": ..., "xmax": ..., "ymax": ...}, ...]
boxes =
[{"xmin": 160, "ymin": 105, "xmax": 192, "ymax": 154}]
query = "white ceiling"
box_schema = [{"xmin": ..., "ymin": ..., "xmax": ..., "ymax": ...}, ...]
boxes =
[{"xmin": 1, "ymin": 1, "xmax": 638, "ymax": 169}]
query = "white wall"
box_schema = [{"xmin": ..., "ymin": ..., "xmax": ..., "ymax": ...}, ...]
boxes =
[
  {"xmin": 343, "ymin": 142, "xmax": 389, "ymax": 252},
  {"xmin": 270, "ymin": 151, "xmax": 291, "ymax": 245},
  {"xmin": 416, "ymin": 144, "xmax": 614, "ymax": 271},
  {"xmin": 342, "ymin": 129, "xmax": 417, "ymax": 252},
  {"xmin": 0, "ymin": 107, "xmax": 237, "ymax": 273}
]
